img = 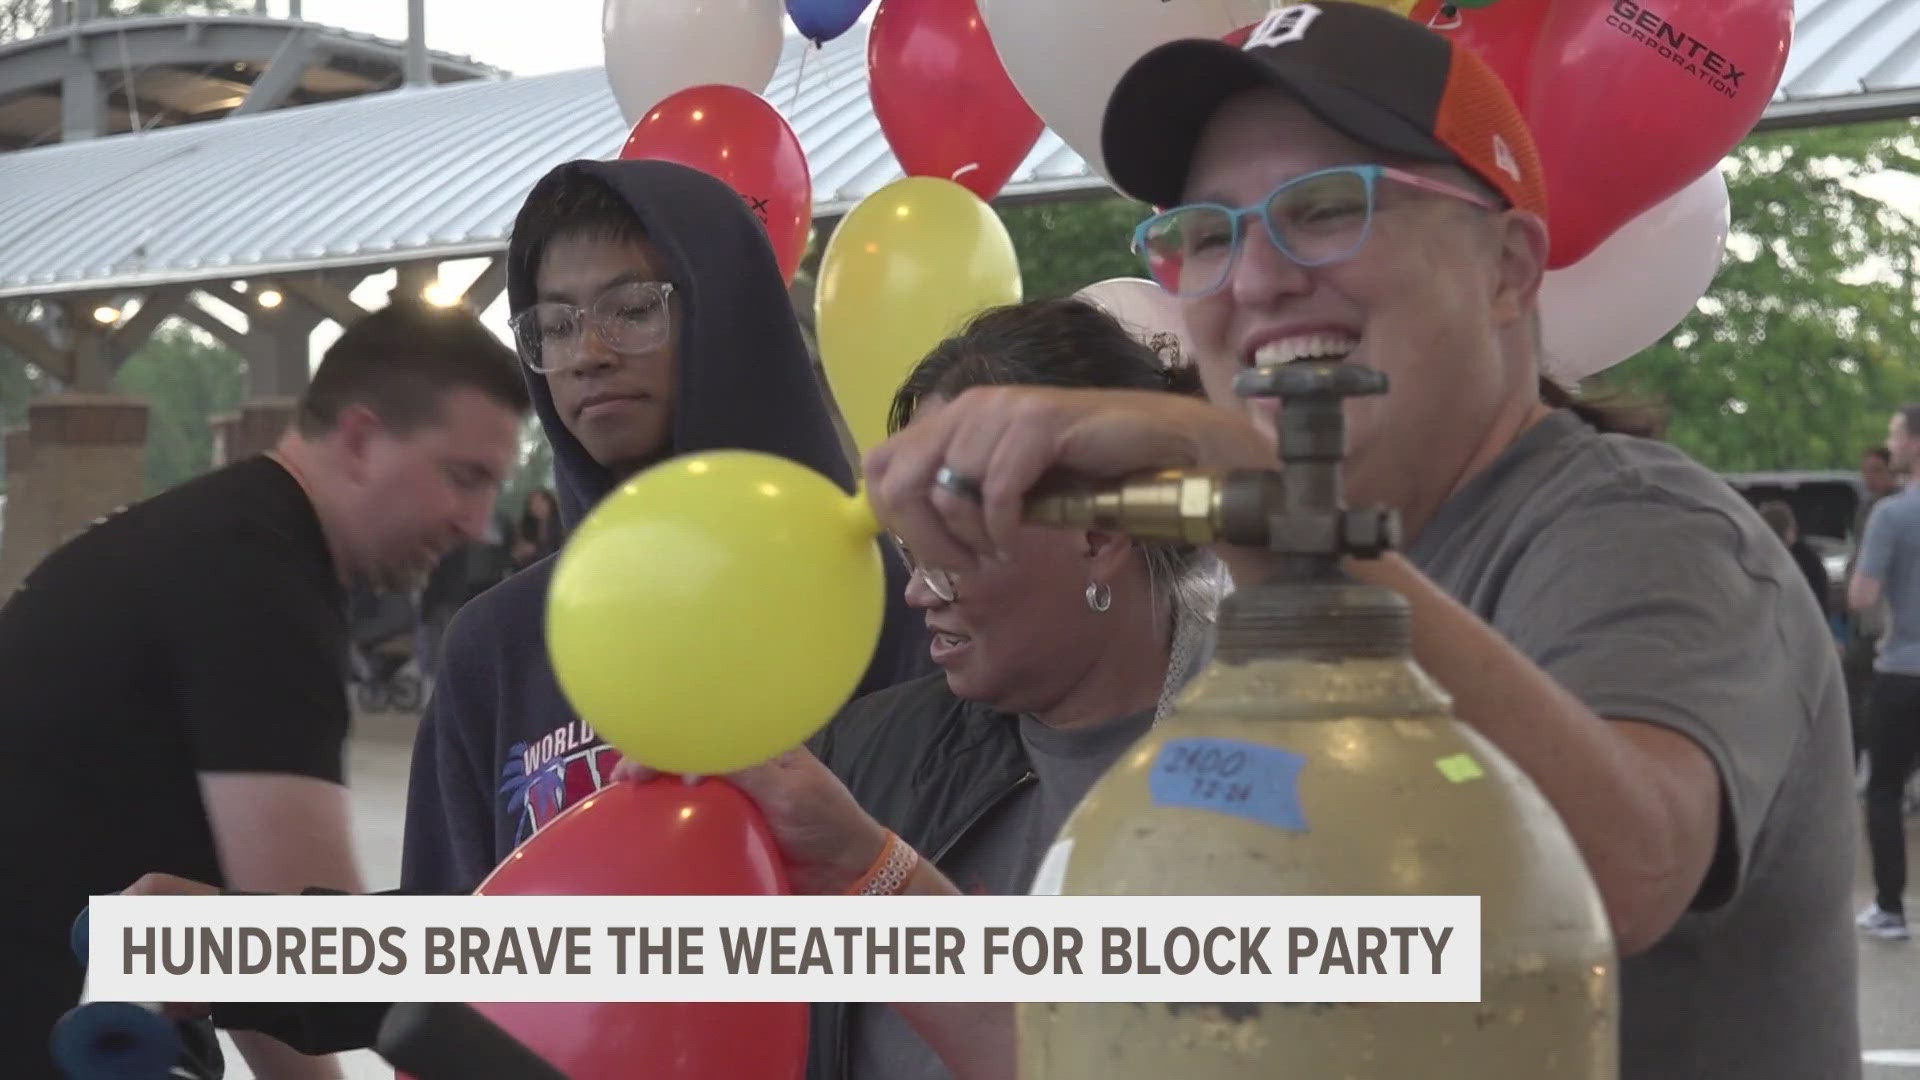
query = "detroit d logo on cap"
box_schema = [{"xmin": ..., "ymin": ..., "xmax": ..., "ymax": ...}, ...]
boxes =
[{"xmin": 1245, "ymin": 4, "xmax": 1323, "ymax": 51}]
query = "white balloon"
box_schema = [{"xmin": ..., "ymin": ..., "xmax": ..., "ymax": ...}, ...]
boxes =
[
  {"xmin": 602, "ymin": 0, "xmax": 785, "ymax": 127},
  {"xmin": 1541, "ymin": 166, "xmax": 1730, "ymax": 383},
  {"xmin": 980, "ymin": 0, "xmax": 1272, "ymax": 184},
  {"xmin": 1075, "ymin": 277, "xmax": 1197, "ymax": 368}
]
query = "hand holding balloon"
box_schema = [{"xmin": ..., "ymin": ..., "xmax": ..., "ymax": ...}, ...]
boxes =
[
  {"xmin": 613, "ymin": 748, "xmax": 891, "ymax": 895},
  {"xmin": 546, "ymin": 451, "xmax": 886, "ymax": 776}
]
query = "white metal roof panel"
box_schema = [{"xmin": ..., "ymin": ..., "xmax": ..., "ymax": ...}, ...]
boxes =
[{"xmin": 0, "ymin": 0, "xmax": 1909, "ymax": 300}]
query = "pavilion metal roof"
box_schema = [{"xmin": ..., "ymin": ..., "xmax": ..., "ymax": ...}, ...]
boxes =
[{"xmin": 0, "ymin": 0, "xmax": 1912, "ymax": 300}]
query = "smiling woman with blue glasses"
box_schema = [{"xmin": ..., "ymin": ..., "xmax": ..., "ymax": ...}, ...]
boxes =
[
  {"xmin": 864, "ymin": 4, "xmax": 1862, "ymax": 1077},
  {"xmin": 1135, "ymin": 163, "xmax": 1501, "ymax": 299}
]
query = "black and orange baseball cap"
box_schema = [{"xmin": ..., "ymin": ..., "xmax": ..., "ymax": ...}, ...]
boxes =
[{"xmin": 1101, "ymin": 1, "xmax": 1547, "ymax": 226}]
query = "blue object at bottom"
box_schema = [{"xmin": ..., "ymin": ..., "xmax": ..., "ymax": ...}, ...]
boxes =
[
  {"xmin": 51, "ymin": 1001, "xmax": 182, "ymax": 1079},
  {"xmin": 1148, "ymin": 736, "xmax": 1310, "ymax": 832}
]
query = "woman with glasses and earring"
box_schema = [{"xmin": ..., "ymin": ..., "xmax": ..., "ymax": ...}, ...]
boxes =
[{"xmin": 617, "ymin": 296, "xmax": 1225, "ymax": 1080}]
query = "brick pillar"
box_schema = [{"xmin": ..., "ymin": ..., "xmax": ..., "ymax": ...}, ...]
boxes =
[
  {"xmin": 0, "ymin": 394, "xmax": 148, "ymax": 596},
  {"xmin": 0, "ymin": 426, "xmax": 33, "ymax": 599},
  {"xmin": 209, "ymin": 398, "xmax": 297, "ymax": 467}
]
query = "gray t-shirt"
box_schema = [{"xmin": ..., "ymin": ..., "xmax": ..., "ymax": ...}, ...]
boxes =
[
  {"xmin": 1856, "ymin": 485, "xmax": 1920, "ymax": 674},
  {"xmin": 1408, "ymin": 410, "xmax": 1859, "ymax": 1079},
  {"xmin": 848, "ymin": 708, "xmax": 1155, "ymax": 1080}
]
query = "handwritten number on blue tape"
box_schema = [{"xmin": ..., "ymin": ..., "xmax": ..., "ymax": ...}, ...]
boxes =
[{"xmin": 1149, "ymin": 738, "xmax": 1309, "ymax": 832}]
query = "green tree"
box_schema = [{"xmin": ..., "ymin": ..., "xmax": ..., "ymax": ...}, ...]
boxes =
[
  {"xmin": 110, "ymin": 322, "xmax": 243, "ymax": 494},
  {"xmin": 1593, "ymin": 118, "xmax": 1920, "ymax": 471},
  {"xmin": 999, "ymin": 194, "xmax": 1151, "ymax": 299}
]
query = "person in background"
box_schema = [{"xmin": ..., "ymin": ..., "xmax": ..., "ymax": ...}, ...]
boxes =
[
  {"xmin": 1759, "ymin": 499, "xmax": 1832, "ymax": 617},
  {"xmin": 416, "ymin": 520, "xmax": 513, "ymax": 683},
  {"xmin": 3, "ymin": 303, "xmax": 528, "ymax": 1079},
  {"xmin": 1849, "ymin": 405, "xmax": 1920, "ymax": 941},
  {"xmin": 1864, "ymin": 445, "xmax": 1900, "ymax": 504},
  {"xmin": 511, "ymin": 487, "xmax": 562, "ymax": 570},
  {"xmin": 1846, "ymin": 445, "xmax": 1901, "ymax": 763}
]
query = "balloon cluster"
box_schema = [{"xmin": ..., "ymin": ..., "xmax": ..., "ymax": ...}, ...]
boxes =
[
  {"xmin": 1401, "ymin": 0, "xmax": 1786, "ymax": 377},
  {"xmin": 599, "ymin": 0, "xmax": 1790, "ymax": 412},
  {"xmin": 973, "ymin": 0, "xmax": 1785, "ymax": 379}
]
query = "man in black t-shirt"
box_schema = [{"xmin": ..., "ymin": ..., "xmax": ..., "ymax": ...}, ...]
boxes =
[{"xmin": 0, "ymin": 302, "xmax": 529, "ymax": 1079}]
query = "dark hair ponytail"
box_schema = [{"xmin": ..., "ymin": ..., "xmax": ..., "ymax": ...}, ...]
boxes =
[{"xmin": 1539, "ymin": 375, "xmax": 1666, "ymax": 439}]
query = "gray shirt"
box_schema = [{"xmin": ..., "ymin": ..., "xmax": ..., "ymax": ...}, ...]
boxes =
[
  {"xmin": 1409, "ymin": 410, "xmax": 1859, "ymax": 1079},
  {"xmin": 1857, "ymin": 485, "xmax": 1920, "ymax": 674},
  {"xmin": 848, "ymin": 708, "xmax": 1155, "ymax": 1080}
]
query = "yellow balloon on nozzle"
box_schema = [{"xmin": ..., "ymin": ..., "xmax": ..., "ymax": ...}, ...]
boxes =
[
  {"xmin": 1324, "ymin": 0, "xmax": 1419, "ymax": 13},
  {"xmin": 546, "ymin": 450, "xmax": 886, "ymax": 776}
]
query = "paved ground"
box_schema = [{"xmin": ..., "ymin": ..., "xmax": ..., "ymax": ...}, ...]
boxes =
[{"xmin": 207, "ymin": 709, "xmax": 1920, "ymax": 1078}]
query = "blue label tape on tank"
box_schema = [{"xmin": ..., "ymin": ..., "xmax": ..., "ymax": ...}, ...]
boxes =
[{"xmin": 1148, "ymin": 737, "xmax": 1308, "ymax": 831}]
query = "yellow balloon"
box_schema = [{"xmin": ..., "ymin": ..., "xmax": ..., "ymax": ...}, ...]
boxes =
[
  {"xmin": 1288, "ymin": 0, "xmax": 1416, "ymax": 12},
  {"xmin": 816, "ymin": 176, "xmax": 1023, "ymax": 457},
  {"xmin": 546, "ymin": 451, "xmax": 884, "ymax": 776}
]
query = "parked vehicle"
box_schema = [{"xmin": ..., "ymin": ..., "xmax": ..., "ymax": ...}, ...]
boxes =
[{"xmin": 1721, "ymin": 469, "xmax": 1866, "ymax": 592}]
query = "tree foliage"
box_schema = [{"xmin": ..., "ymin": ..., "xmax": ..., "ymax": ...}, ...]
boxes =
[
  {"xmin": 110, "ymin": 322, "xmax": 243, "ymax": 495},
  {"xmin": 1591, "ymin": 118, "xmax": 1920, "ymax": 471},
  {"xmin": 999, "ymin": 194, "xmax": 1151, "ymax": 299}
]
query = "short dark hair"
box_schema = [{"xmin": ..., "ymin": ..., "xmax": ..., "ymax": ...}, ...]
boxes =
[
  {"xmin": 513, "ymin": 173, "xmax": 649, "ymax": 264},
  {"xmin": 886, "ymin": 297, "xmax": 1201, "ymax": 436},
  {"xmin": 1866, "ymin": 446, "xmax": 1892, "ymax": 465},
  {"xmin": 1757, "ymin": 499, "xmax": 1797, "ymax": 540},
  {"xmin": 1899, "ymin": 405, "xmax": 1920, "ymax": 437},
  {"xmin": 887, "ymin": 297, "xmax": 1217, "ymax": 627},
  {"xmin": 296, "ymin": 302, "xmax": 530, "ymax": 438}
]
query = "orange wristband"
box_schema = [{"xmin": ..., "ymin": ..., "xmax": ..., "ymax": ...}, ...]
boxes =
[{"xmin": 845, "ymin": 831, "xmax": 921, "ymax": 896}]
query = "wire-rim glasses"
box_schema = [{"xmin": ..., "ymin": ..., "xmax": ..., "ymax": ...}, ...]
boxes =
[
  {"xmin": 891, "ymin": 536, "xmax": 956, "ymax": 603},
  {"xmin": 510, "ymin": 280, "xmax": 676, "ymax": 374}
]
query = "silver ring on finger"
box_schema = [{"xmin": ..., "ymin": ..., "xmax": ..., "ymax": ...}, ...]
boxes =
[{"xmin": 933, "ymin": 465, "xmax": 985, "ymax": 503}]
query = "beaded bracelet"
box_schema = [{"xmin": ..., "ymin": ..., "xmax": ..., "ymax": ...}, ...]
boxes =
[{"xmin": 846, "ymin": 831, "xmax": 921, "ymax": 896}]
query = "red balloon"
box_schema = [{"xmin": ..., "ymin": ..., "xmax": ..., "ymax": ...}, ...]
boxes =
[
  {"xmin": 868, "ymin": 0, "xmax": 1044, "ymax": 202},
  {"xmin": 1525, "ymin": 0, "xmax": 1791, "ymax": 267},
  {"xmin": 620, "ymin": 84, "xmax": 813, "ymax": 284},
  {"xmin": 451, "ymin": 779, "xmax": 807, "ymax": 1080}
]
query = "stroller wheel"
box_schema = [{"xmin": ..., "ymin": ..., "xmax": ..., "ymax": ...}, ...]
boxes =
[{"xmin": 391, "ymin": 676, "xmax": 424, "ymax": 713}]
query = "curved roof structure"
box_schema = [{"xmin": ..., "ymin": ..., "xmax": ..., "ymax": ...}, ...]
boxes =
[
  {"xmin": 0, "ymin": 12, "xmax": 498, "ymax": 150},
  {"xmin": 0, "ymin": 25, "xmax": 1096, "ymax": 300},
  {"xmin": 0, "ymin": 0, "xmax": 1913, "ymax": 301},
  {"xmin": 1763, "ymin": 0, "xmax": 1920, "ymax": 127}
]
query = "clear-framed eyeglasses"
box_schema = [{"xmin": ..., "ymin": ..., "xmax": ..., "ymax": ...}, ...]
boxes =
[
  {"xmin": 891, "ymin": 536, "xmax": 955, "ymax": 603},
  {"xmin": 509, "ymin": 280, "xmax": 676, "ymax": 374},
  {"xmin": 1131, "ymin": 164, "xmax": 1500, "ymax": 299}
]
